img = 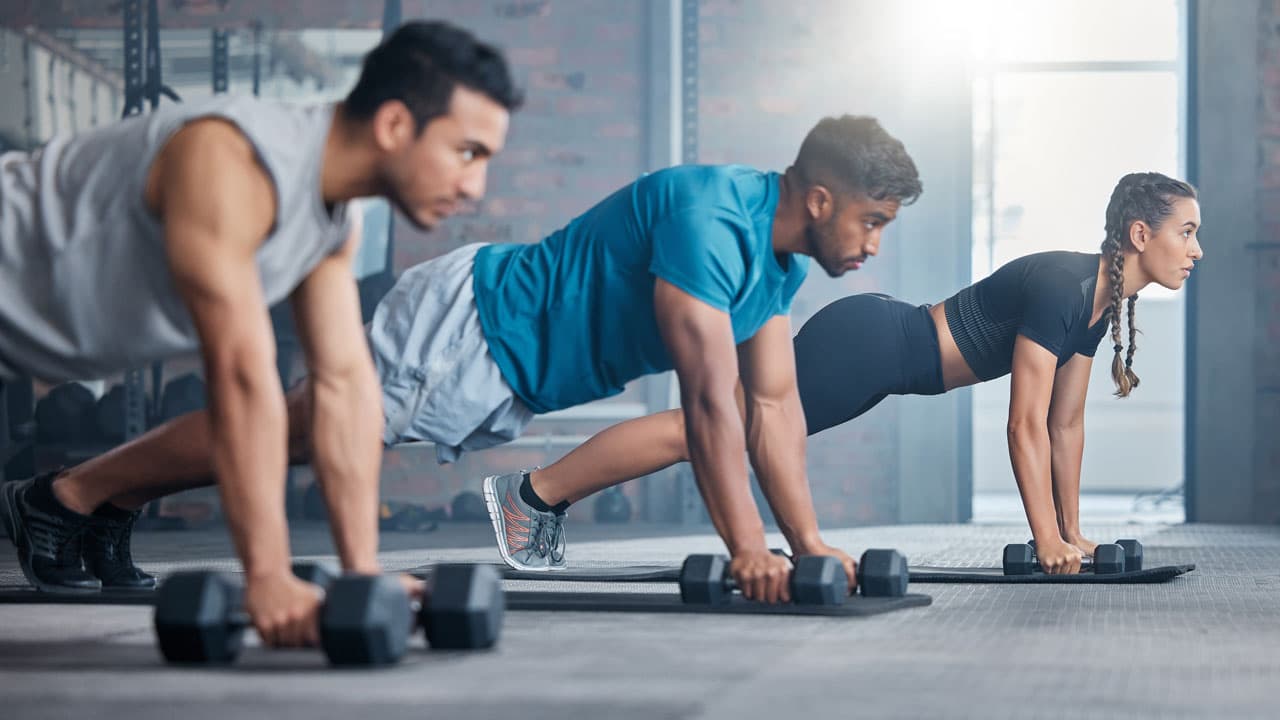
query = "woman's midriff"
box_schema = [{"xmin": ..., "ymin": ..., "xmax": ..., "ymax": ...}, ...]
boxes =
[{"xmin": 928, "ymin": 303, "xmax": 982, "ymax": 392}]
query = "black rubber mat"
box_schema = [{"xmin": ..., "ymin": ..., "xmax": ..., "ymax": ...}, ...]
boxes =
[
  {"xmin": 907, "ymin": 564, "xmax": 1196, "ymax": 583},
  {"xmin": 0, "ymin": 587, "xmax": 155, "ymax": 605},
  {"xmin": 0, "ymin": 585, "xmax": 931, "ymax": 615},
  {"xmin": 503, "ymin": 590, "xmax": 932, "ymax": 616},
  {"xmin": 411, "ymin": 561, "xmax": 1196, "ymax": 585}
]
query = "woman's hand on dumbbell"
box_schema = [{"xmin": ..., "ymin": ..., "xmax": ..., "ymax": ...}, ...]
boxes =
[
  {"xmin": 792, "ymin": 541, "xmax": 858, "ymax": 595},
  {"xmin": 243, "ymin": 570, "xmax": 325, "ymax": 649},
  {"xmin": 728, "ymin": 548, "xmax": 793, "ymax": 604},
  {"xmin": 1063, "ymin": 533, "xmax": 1099, "ymax": 558},
  {"xmin": 1034, "ymin": 538, "xmax": 1084, "ymax": 575}
]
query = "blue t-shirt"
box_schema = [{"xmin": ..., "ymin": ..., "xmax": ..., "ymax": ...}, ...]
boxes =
[{"xmin": 472, "ymin": 165, "xmax": 810, "ymax": 414}]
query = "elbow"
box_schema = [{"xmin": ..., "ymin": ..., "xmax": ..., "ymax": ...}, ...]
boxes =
[
  {"xmin": 1005, "ymin": 416, "xmax": 1043, "ymax": 443},
  {"xmin": 1047, "ymin": 418, "xmax": 1083, "ymax": 439},
  {"xmin": 681, "ymin": 376, "xmax": 737, "ymax": 417},
  {"xmin": 204, "ymin": 342, "xmax": 278, "ymax": 401}
]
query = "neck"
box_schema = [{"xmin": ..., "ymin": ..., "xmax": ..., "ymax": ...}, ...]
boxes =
[
  {"xmin": 320, "ymin": 103, "xmax": 385, "ymax": 204},
  {"xmin": 770, "ymin": 171, "xmax": 808, "ymax": 256},
  {"xmin": 1094, "ymin": 252, "xmax": 1154, "ymax": 321}
]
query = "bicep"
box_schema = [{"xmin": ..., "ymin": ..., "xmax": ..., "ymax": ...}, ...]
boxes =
[
  {"xmin": 653, "ymin": 278, "xmax": 738, "ymax": 394},
  {"xmin": 1008, "ymin": 334, "xmax": 1059, "ymax": 426},
  {"xmin": 157, "ymin": 129, "xmax": 276, "ymax": 359},
  {"xmin": 737, "ymin": 314, "xmax": 797, "ymax": 402}
]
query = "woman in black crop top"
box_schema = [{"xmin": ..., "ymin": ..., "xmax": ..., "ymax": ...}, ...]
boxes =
[{"xmin": 511, "ymin": 172, "xmax": 1202, "ymax": 576}]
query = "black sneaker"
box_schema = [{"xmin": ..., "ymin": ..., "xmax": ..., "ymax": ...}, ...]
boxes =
[
  {"xmin": 0, "ymin": 472, "xmax": 101, "ymax": 593},
  {"xmin": 83, "ymin": 505, "xmax": 156, "ymax": 589}
]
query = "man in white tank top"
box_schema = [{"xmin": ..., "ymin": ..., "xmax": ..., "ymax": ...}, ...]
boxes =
[{"xmin": 0, "ymin": 22, "xmax": 520, "ymax": 650}]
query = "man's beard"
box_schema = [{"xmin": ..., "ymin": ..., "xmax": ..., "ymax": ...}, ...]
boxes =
[
  {"xmin": 806, "ymin": 221, "xmax": 844, "ymax": 278},
  {"xmin": 387, "ymin": 188, "xmax": 437, "ymax": 233}
]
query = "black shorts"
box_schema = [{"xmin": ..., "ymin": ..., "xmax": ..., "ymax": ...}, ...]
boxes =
[{"xmin": 794, "ymin": 293, "xmax": 945, "ymax": 436}]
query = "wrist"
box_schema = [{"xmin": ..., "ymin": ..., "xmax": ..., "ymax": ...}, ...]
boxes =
[
  {"xmin": 244, "ymin": 561, "xmax": 291, "ymax": 583},
  {"xmin": 786, "ymin": 530, "xmax": 827, "ymax": 555},
  {"xmin": 1029, "ymin": 522, "xmax": 1063, "ymax": 546},
  {"xmin": 724, "ymin": 525, "xmax": 769, "ymax": 557}
]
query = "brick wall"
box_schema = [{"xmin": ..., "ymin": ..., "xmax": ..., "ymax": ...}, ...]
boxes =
[
  {"xmin": 695, "ymin": 0, "xmax": 912, "ymax": 524},
  {"xmin": 376, "ymin": 1, "xmax": 655, "ymax": 521}
]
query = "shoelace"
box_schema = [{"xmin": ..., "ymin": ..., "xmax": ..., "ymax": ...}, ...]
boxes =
[
  {"xmin": 525, "ymin": 513, "xmax": 550, "ymax": 558},
  {"xmin": 87, "ymin": 513, "xmax": 137, "ymax": 564},
  {"xmin": 544, "ymin": 515, "xmax": 565, "ymax": 564},
  {"xmin": 25, "ymin": 506, "xmax": 88, "ymax": 565}
]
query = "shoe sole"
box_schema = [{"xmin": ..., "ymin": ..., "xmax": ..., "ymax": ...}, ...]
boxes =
[
  {"xmin": 482, "ymin": 474, "xmax": 553, "ymax": 573},
  {"xmin": 1, "ymin": 480, "xmax": 100, "ymax": 595}
]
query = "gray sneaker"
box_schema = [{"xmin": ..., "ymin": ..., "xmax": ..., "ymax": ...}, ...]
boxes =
[{"xmin": 482, "ymin": 471, "xmax": 567, "ymax": 571}]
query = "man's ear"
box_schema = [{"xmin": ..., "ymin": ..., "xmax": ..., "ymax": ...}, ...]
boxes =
[
  {"xmin": 806, "ymin": 184, "xmax": 835, "ymax": 223},
  {"xmin": 371, "ymin": 99, "xmax": 415, "ymax": 152}
]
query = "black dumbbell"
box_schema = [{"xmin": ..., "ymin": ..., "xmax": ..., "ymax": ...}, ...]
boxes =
[
  {"xmin": 768, "ymin": 548, "xmax": 908, "ymax": 598},
  {"xmin": 1005, "ymin": 542, "xmax": 1126, "ymax": 575},
  {"xmin": 1026, "ymin": 538, "xmax": 1143, "ymax": 572},
  {"xmin": 154, "ymin": 569, "xmax": 410, "ymax": 666},
  {"xmin": 679, "ymin": 553, "xmax": 847, "ymax": 605},
  {"xmin": 292, "ymin": 560, "xmax": 339, "ymax": 587},
  {"xmin": 1115, "ymin": 538, "xmax": 1143, "ymax": 571},
  {"xmin": 856, "ymin": 549, "xmax": 909, "ymax": 597},
  {"xmin": 298, "ymin": 561, "xmax": 504, "ymax": 650},
  {"xmin": 420, "ymin": 564, "xmax": 505, "ymax": 649}
]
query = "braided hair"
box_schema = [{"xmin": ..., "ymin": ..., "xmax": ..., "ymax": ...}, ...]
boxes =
[{"xmin": 1100, "ymin": 172, "xmax": 1197, "ymax": 397}]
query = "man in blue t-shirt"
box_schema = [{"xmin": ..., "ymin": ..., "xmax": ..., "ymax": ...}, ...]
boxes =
[{"xmin": 46, "ymin": 115, "xmax": 921, "ymax": 603}]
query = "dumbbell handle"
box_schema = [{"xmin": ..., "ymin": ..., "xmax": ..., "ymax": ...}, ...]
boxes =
[{"xmin": 1030, "ymin": 559, "xmax": 1099, "ymax": 572}]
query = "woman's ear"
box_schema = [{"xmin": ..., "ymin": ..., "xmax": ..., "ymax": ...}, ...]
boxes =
[{"xmin": 1128, "ymin": 220, "xmax": 1149, "ymax": 253}]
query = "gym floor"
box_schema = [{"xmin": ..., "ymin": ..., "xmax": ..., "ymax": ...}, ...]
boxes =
[{"xmin": 1, "ymin": 521, "xmax": 1277, "ymax": 719}]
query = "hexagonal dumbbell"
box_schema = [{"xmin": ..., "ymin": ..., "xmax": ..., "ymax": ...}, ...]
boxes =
[
  {"xmin": 1026, "ymin": 538, "xmax": 1142, "ymax": 573},
  {"xmin": 1005, "ymin": 542, "xmax": 1126, "ymax": 575},
  {"xmin": 296, "ymin": 562, "xmax": 505, "ymax": 651},
  {"xmin": 419, "ymin": 564, "xmax": 505, "ymax": 649},
  {"xmin": 292, "ymin": 560, "xmax": 339, "ymax": 587},
  {"xmin": 153, "ymin": 569, "xmax": 410, "ymax": 666},
  {"xmin": 1114, "ymin": 538, "xmax": 1143, "ymax": 572},
  {"xmin": 855, "ymin": 548, "xmax": 909, "ymax": 597},
  {"xmin": 678, "ymin": 553, "xmax": 847, "ymax": 605},
  {"xmin": 1005, "ymin": 543, "xmax": 1037, "ymax": 575}
]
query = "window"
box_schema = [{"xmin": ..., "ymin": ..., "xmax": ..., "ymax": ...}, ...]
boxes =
[{"xmin": 971, "ymin": 0, "xmax": 1187, "ymax": 522}]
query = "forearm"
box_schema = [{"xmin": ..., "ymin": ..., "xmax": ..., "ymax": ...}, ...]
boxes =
[
  {"xmin": 746, "ymin": 396, "xmax": 821, "ymax": 552},
  {"xmin": 1007, "ymin": 423, "xmax": 1059, "ymax": 542},
  {"xmin": 684, "ymin": 392, "xmax": 765, "ymax": 555},
  {"xmin": 1048, "ymin": 425, "xmax": 1085, "ymax": 539},
  {"xmin": 308, "ymin": 364, "xmax": 384, "ymax": 574},
  {"xmin": 207, "ymin": 361, "xmax": 290, "ymax": 580}
]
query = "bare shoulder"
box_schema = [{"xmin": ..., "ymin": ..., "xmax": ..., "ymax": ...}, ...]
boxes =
[{"xmin": 148, "ymin": 117, "xmax": 276, "ymax": 233}]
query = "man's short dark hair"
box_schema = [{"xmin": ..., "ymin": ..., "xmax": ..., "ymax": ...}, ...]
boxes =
[
  {"xmin": 344, "ymin": 21, "xmax": 523, "ymax": 132},
  {"xmin": 794, "ymin": 115, "xmax": 922, "ymax": 205}
]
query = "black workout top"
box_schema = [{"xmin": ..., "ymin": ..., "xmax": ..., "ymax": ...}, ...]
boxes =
[{"xmin": 943, "ymin": 251, "xmax": 1110, "ymax": 381}]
